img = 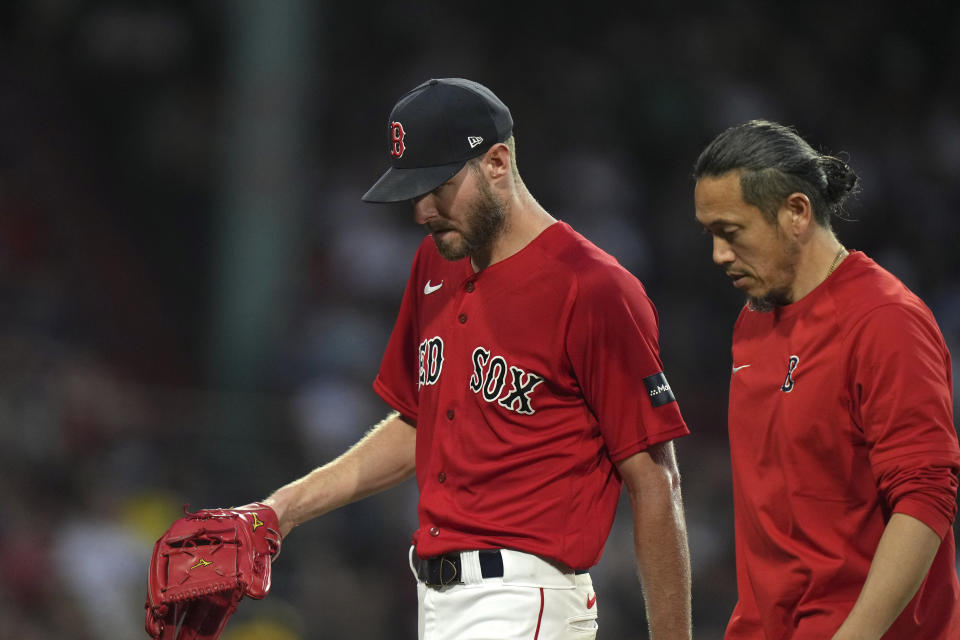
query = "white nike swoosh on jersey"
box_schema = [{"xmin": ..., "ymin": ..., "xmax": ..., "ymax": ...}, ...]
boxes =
[
  {"xmin": 424, "ymin": 280, "xmax": 443, "ymax": 295},
  {"xmin": 731, "ymin": 364, "xmax": 752, "ymax": 373}
]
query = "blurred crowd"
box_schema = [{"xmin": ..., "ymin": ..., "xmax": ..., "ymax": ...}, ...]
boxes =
[{"xmin": 1, "ymin": 2, "xmax": 958, "ymax": 639}]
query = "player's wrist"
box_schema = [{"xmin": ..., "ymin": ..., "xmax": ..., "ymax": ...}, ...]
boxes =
[{"xmin": 262, "ymin": 495, "xmax": 297, "ymax": 537}]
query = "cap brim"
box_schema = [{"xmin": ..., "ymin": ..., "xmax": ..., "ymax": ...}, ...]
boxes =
[{"xmin": 361, "ymin": 161, "xmax": 466, "ymax": 203}]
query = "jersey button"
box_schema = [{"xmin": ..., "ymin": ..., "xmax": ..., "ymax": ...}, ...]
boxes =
[
  {"xmin": 446, "ymin": 409, "xmax": 455, "ymax": 420},
  {"xmin": 437, "ymin": 472, "xmax": 446, "ymax": 483},
  {"xmin": 429, "ymin": 526, "xmax": 440, "ymax": 537},
  {"xmin": 465, "ymin": 281, "xmax": 475, "ymax": 293},
  {"xmin": 458, "ymin": 313, "xmax": 467, "ymax": 324}
]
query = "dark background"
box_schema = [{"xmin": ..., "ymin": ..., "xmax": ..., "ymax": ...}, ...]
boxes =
[{"xmin": 1, "ymin": 2, "xmax": 958, "ymax": 638}]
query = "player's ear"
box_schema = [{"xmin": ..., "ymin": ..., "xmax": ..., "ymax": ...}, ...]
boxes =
[
  {"xmin": 779, "ymin": 191, "xmax": 813, "ymax": 236},
  {"xmin": 481, "ymin": 143, "xmax": 511, "ymax": 182}
]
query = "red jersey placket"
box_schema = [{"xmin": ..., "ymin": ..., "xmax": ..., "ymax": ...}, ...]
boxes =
[{"xmin": 429, "ymin": 272, "xmax": 479, "ymax": 541}]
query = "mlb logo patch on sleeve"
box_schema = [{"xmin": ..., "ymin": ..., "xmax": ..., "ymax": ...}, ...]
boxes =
[{"xmin": 643, "ymin": 372, "xmax": 676, "ymax": 407}]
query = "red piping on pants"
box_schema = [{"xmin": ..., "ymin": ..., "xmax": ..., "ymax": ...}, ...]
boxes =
[{"xmin": 533, "ymin": 588, "xmax": 545, "ymax": 639}]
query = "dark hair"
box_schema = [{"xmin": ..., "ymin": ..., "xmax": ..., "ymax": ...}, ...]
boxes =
[{"xmin": 694, "ymin": 120, "xmax": 860, "ymax": 227}]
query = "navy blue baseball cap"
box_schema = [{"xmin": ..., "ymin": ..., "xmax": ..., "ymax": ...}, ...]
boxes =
[{"xmin": 362, "ymin": 78, "xmax": 514, "ymax": 203}]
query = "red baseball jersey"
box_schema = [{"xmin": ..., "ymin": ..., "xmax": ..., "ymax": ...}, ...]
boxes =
[
  {"xmin": 374, "ymin": 221, "xmax": 689, "ymax": 569},
  {"xmin": 725, "ymin": 251, "xmax": 960, "ymax": 639}
]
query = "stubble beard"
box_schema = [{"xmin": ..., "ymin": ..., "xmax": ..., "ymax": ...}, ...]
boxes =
[
  {"xmin": 433, "ymin": 176, "xmax": 507, "ymax": 263},
  {"xmin": 746, "ymin": 231, "xmax": 801, "ymax": 312},
  {"xmin": 747, "ymin": 290, "xmax": 790, "ymax": 312}
]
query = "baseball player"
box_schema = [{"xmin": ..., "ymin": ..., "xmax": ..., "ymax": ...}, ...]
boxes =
[
  {"xmin": 694, "ymin": 120, "xmax": 960, "ymax": 639},
  {"xmin": 263, "ymin": 78, "xmax": 693, "ymax": 639}
]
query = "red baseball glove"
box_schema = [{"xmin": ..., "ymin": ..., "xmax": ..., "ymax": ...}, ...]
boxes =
[{"xmin": 145, "ymin": 502, "xmax": 282, "ymax": 640}]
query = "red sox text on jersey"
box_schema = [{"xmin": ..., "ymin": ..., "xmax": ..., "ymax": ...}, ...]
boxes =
[{"xmin": 420, "ymin": 337, "xmax": 545, "ymax": 415}]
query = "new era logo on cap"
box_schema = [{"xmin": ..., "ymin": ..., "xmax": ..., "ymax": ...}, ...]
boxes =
[{"xmin": 362, "ymin": 78, "xmax": 514, "ymax": 203}]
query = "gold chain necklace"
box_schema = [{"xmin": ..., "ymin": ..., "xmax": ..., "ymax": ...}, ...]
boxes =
[{"xmin": 826, "ymin": 247, "xmax": 848, "ymax": 277}]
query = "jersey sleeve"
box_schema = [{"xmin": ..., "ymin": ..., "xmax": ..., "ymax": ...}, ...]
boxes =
[
  {"xmin": 372, "ymin": 249, "xmax": 422, "ymax": 423},
  {"xmin": 565, "ymin": 267, "xmax": 689, "ymax": 462},
  {"xmin": 847, "ymin": 303, "xmax": 960, "ymax": 539}
]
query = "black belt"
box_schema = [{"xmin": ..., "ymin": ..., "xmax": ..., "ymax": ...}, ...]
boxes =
[
  {"xmin": 416, "ymin": 550, "xmax": 587, "ymax": 587},
  {"xmin": 417, "ymin": 550, "xmax": 503, "ymax": 586}
]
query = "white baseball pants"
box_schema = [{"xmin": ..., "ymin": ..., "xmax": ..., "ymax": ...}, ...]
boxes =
[{"xmin": 410, "ymin": 547, "xmax": 599, "ymax": 640}]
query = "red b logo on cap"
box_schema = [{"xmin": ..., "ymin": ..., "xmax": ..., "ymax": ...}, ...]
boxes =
[{"xmin": 390, "ymin": 121, "xmax": 406, "ymax": 158}]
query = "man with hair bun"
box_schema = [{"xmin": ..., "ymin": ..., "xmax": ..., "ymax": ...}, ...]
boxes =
[{"xmin": 694, "ymin": 120, "xmax": 960, "ymax": 639}]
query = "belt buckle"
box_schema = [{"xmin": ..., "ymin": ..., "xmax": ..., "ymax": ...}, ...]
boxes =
[
  {"xmin": 438, "ymin": 556, "xmax": 459, "ymax": 586},
  {"xmin": 421, "ymin": 554, "xmax": 460, "ymax": 587}
]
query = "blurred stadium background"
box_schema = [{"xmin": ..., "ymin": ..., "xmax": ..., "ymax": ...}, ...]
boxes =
[{"xmin": 1, "ymin": 1, "xmax": 958, "ymax": 638}]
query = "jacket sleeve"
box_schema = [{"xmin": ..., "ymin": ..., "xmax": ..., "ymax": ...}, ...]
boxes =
[{"xmin": 848, "ymin": 303, "xmax": 960, "ymax": 538}]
